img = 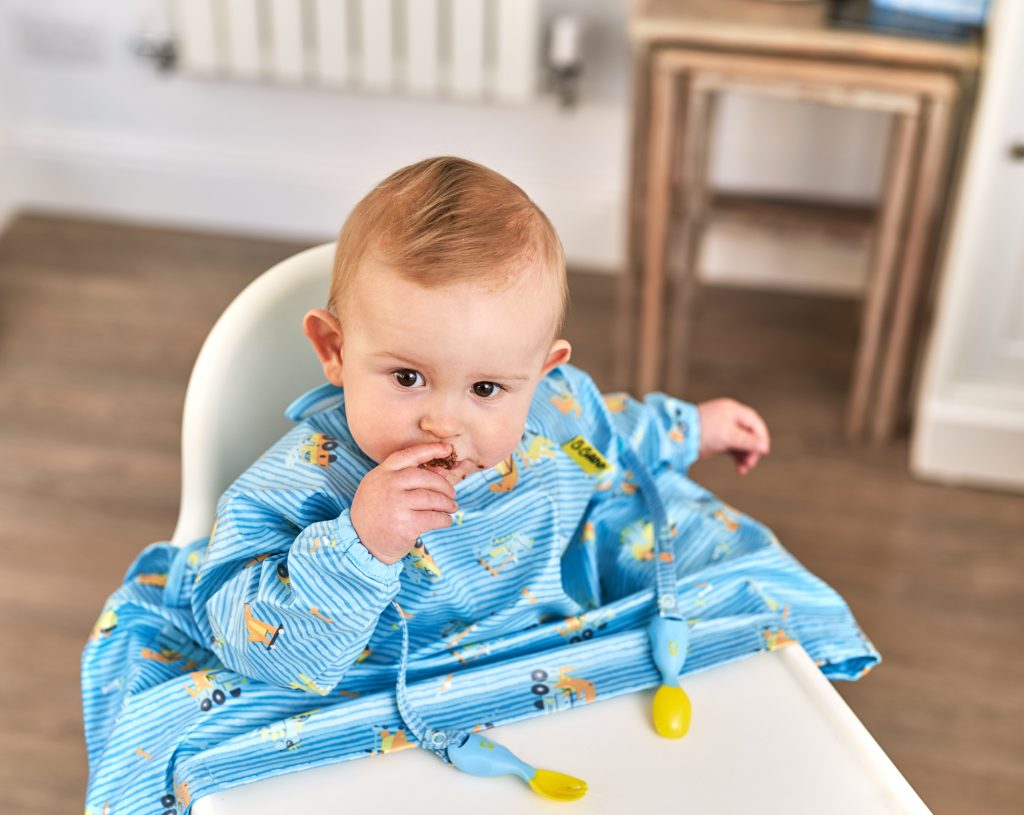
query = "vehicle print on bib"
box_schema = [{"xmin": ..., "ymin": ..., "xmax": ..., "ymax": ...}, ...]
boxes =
[{"xmin": 285, "ymin": 431, "xmax": 339, "ymax": 468}]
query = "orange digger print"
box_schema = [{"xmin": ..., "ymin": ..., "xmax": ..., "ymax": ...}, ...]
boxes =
[
  {"xmin": 550, "ymin": 388, "xmax": 583, "ymax": 418},
  {"xmin": 373, "ymin": 725, "xmax": 415, "ymax": 754},
  {"xmin": 243, "ymin": 603, "xmax": 283, "ymax": 650},
  {"xmin": 528, "ymin": 666, "xmax": 595, "ymax": 712},
  {"xmin": 489, "ymin": 455, "xmax": 519, "ymax": 493},
  {"xmin": 139, "ymin": 647, "xmax": 198, "ymax": 671},
  {"xmin": 602, "ymin": 392, "xmax": 628, "ymax": 413},
  {"xmin": 555, "ymin": 667, "xmax": 596, "ymax": 704},
  {"xmin": 714, "ymin": 505, "xmax": 740, "ymax": 532},
  {"xmin": 175, "ymin": 781, "xmax": 191, "ymax": 809}
]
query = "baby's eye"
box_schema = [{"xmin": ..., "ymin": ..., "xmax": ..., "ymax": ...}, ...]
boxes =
[
  {"xmin": 393, "ymin": 369, "xmax": 424, "ymax": 388},
  {"xmin": 472, "ymin": 382, "xmax": 502, "ymax": 399}
]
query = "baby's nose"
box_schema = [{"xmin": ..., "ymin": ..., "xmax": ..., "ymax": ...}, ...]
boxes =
[{"xmin": 419, "ymin": 406, "xmax": 464, "ymax": 441}]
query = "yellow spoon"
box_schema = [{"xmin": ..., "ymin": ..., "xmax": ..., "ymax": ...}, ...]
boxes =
[
  {"xmin": 447, "ymin": 732, "xmax": 588, "ymax": 801},
  {"xmin": 648, "ymin": 616, "xmax": 692, "ymax": 738}
]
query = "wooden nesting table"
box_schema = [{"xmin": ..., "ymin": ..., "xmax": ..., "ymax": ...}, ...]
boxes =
[{"xmin": 620, "ymin": 0, "xmax": 981, "ymax": 441}]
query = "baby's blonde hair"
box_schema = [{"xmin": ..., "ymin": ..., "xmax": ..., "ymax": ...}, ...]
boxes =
[{"xmin": 329, "ymin": 156, "xmax": 568, "ymax": 334}]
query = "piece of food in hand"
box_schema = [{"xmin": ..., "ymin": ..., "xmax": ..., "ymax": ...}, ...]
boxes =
[{"xmin": 424, "ymin": 448, "xmax": 458, "ymax": 469}]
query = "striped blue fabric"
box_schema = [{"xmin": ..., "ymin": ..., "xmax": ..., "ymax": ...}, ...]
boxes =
[{"xmin": 82, "ymin": 364, "xmax": 878, "ymax": 813}]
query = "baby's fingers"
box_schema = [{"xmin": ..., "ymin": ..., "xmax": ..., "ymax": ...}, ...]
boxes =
[
  {"xmin": 736, "ymin": 406, "xmax": 770, "ymax": 453},
  {"xmin": 732, "ymin": 448, "xmax": 761, "ymax": 475},
  {"xmin": 723, "ymin": 422, "xmax": 764, "ymax": 454},
  {"xmin": 406, "ymin": 488, "xmax": 458, "ymax": 514},
  {"xmin": 384, "ymin": 442, "xmax": 456, "ymax": 472},
  {"xmin": 414, "ymin": 510, "xmax": 455, "ymax": 535},
  {"xmin": 395, "ymin": 467, "xmax": 457, "ymax": 499}
]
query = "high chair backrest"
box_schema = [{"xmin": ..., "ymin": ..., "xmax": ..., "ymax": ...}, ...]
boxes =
[{"xmin": 169, "ymin": 243, "xmax": 335, "ymax": 547}]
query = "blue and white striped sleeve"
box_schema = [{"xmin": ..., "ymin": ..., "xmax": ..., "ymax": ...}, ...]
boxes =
[
  {"xmin": 615, "ymin": 391, "xmax": 702, "ymax": 475},
  {"xmin": 191, "ymin": 428, "xmax": 401, "ymax": 694},
  {"xmin": 563, "ymin": 366, "xmax": 702, "ymax": 476}
]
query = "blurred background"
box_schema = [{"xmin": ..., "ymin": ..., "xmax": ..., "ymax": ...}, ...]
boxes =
[{"xmin": 0, "ymin": 1, "xmax": 1020, "ymax": 813}]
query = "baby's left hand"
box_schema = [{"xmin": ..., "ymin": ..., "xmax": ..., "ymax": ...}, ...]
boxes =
[{"xmin": 697, "ymin": 398, "xmax": 771, "ymax": 475}]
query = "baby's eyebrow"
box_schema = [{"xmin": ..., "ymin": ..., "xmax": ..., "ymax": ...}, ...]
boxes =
[
  {"xmin": 373, "ymin": 351, "xmax": 530, "ymax": 382},
  {"xmin": 482, "ymin": 372, "xmax": 532, "ymax": 383},
  {"xmin": 373, "ymin": 351, "xmax": 427, "ymax": 368}
]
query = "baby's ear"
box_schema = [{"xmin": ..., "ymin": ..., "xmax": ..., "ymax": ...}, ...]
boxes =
[
  {"xmin": 303, "ymin": 308, "xmax": 345, "ymax": 386},
  {"xmin": 541, "ymin": 339, "xmax": 572, "ymax": 376}
]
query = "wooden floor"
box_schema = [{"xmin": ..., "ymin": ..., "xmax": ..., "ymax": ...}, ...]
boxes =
[{"xmin": 1, "ymin": 214, "xmax": 1020, "ymax": 814}]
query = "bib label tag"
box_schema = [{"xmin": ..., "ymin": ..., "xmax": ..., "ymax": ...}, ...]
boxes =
[{"xmin": 561, "ymin": 435, "xmax": 612, "ymax": 476}]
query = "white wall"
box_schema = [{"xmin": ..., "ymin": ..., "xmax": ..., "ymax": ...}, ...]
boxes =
[
  {"xmin": 0, "ymin": 0, "xmax": 888, "ymax": 284},
  {"xmin": 0, "ymin": 54, "xmax": 12, "ymax": 234}
]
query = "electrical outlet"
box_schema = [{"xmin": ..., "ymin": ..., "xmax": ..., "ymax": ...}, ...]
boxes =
[{"xmin": 15, "ymin": 12, "xmax": 104, "ymax": 64}]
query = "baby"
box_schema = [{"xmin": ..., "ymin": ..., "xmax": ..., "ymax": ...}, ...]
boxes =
[
  {"xmin": 84, "ymin": 157, "xmax": 877, "ymax": 811},
  {"xmin": 185, "ymin": 156, "xmax": 771, "ymax": 693},
  {"xmin": 301, "ymin": 156, "xmax": 769, "ymax": 569}
]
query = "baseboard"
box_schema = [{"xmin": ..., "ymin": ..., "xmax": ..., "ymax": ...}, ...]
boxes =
[{"xmin": 912, "ymin": 392, "xmax": 1024, "ymax": 493}]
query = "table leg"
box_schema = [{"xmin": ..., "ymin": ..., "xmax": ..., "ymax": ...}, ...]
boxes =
[
  {"xmin": 665, "ymin": 78, "xmax": 715, "ymax": 398},
  {"xmin": 871, "ymin": 96, "xmax": 955, "ymax": 442},
  {"xmin": 615, "ymin": 44, "xmax": 653, "ymax": 394},
  {"xmin": 846, "ymin": 106, "xmax": 922, "ymax": 440},
  {"xmin": 637, "ymin": 58, "xmax": 682, "ymax": 396}
]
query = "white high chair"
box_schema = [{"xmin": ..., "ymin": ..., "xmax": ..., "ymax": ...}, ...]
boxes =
[
  {"xmin": 170, "ymin": 243, "xmax": 334, "ymax": 548},
  {"xmin": 179, "ymin": 245, "xmax": 933, "ymax": 814}
]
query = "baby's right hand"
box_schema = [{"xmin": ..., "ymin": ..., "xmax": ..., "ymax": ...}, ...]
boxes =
[{"xmin": 350, "ymin": 442, "xmax": 459, "ymax": 565}]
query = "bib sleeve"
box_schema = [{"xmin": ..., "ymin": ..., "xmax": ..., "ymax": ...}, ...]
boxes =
[{"xmin": 190, "ymin": 423, "xmax": 401, "ymax": 694}]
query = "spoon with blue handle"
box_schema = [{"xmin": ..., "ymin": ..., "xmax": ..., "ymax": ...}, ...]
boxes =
[
  {"xmin": 447, "ymin": 732, "xmax": 587, "ymax": 801},
  {"xmin": 648, "ymin": 616, "xmax": 692, "ymax": 738}
]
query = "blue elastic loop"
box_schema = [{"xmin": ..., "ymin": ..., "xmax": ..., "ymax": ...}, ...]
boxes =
[
  {"xmin": 620, "ymin": 447, "xmax": 682, "ymax": 621},
  {"xmin": 393, "ymin": 602, "xmax": 466, "ymax": 762}
]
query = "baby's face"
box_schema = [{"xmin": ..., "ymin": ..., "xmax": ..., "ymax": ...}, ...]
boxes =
[{"xmin": 337, "ymin": 257, "xmax": 569, "ymax": 486}]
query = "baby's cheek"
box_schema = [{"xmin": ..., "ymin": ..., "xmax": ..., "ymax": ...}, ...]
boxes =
[
  {"xmin": 479, "ymin": 415, "xmax": 530, "ymax": 467},
  {"xmin": 346, "ymin": 405, "xmax": 393, "ymax": 464}
]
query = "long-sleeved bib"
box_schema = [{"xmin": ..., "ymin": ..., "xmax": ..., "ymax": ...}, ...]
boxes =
[{"xmin": 82, "ymin": 364, "xmax": 877, "ymax": 813}]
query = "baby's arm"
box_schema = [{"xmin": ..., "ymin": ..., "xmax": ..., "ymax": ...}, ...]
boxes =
[
  {"xmin": 602, "ymin": 387, "xmax": 704, "ymax": 476},
  {"xmin": 195, "ymin": 492, "xmax": 398, "ymax": 694},
  {"xmin": 191, "ymin": 431, "xmax": 454, "ymax": 695},
  {"xmin": 562, "ymin": 366, "xmax": 768, "ymax": 477}
]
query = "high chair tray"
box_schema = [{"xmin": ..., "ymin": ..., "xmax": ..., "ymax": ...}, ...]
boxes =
[{"xmin": 193, "ymin": 644, "xmax": 931, "ymax": 815}]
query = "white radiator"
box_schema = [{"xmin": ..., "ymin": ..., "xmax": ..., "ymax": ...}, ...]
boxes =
[{"xmin": 171, "ymin": 0, "xmax": 541, "ymax": 103}]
